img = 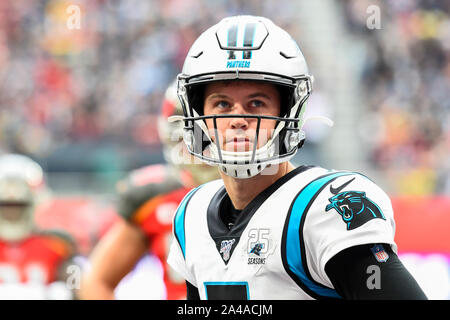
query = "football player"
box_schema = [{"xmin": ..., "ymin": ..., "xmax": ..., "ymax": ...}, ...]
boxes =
[
  {"xmin": 79, "ymin": 81, "xmax": 220, "ymax": 300},
  {"xmin": 167, "ymin": 15, "xmax": 427, "ymax": 300},
  {"xmin": 0, "ymin": 155, "xmax": 77, "ymax": 299}
]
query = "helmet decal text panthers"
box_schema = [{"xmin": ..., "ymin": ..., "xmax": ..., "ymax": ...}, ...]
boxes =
[{"xmin": 224, "ymin": 21, "xmax": 258, "ymax": 68}]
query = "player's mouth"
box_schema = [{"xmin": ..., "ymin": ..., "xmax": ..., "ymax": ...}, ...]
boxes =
[{"xmin": 225, "ymin": 136, "xmax": 253, "ymax": 151}]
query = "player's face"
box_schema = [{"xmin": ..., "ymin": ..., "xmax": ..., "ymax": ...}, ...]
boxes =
[
  {"xmin": 203, "ymin": 81, "xmax": 280, "ymax": 152},
  {"xmin": 0, "ymin": 205, "xmax": 27, "ymax": 222}
]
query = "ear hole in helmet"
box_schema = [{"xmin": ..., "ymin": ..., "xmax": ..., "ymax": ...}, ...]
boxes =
[
  {"xmin": 187, "ymin": 84, "xmax": 206, "ymax": 116},
  {"xmin": 276, "ymin": 84, "xmax": 295, "ymax": 118}
]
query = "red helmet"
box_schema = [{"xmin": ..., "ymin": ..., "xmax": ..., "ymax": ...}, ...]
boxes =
[{"xmin": 157, "ymin": 81, "xmax": 220, "ymax": 186}]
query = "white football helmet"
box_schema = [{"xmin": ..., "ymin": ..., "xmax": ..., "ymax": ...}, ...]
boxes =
[
  {"xmin": 174, "ymin": 15, "xmax": 313, "ymax": 179},
  {"xmin": 0, "ymin": 154, "xmax": 45, "ymax": 241},
  {"xmin": 0, "ymin": 175, "xmax": 34, "ymax": 242},
  {"xmin": 0, "ymin": 154, "xmax": 45, "ymax": 192}
]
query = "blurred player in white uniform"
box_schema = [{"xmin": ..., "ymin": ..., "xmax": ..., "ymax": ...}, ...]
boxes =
[
  {"xmin": 0, "ymin": 154, "xmax": 77, "ymax": 299},
  {"xmin": 167, "ymin": 15, "xmax": 427, "ymax": 300}
]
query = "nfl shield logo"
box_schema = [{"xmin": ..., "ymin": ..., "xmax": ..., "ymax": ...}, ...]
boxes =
[
  {"xmin": 371, "ymin": 244, "xmax": 389, "ymax": 263},
  {"xmin": 220, "ymin": 239, "xmax": 236, "ymax": 262}
]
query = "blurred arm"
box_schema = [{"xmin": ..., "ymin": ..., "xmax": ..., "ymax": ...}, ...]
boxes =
[{"xmin": 79, "ymin": 219, "xmax": 149, "ymax": 299}]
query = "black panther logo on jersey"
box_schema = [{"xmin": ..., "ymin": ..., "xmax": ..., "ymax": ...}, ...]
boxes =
[
  {"xmin": 249, "ymin": 243, "xmax": 264, "ymax": 256},
  {"xmin": 325, "ymin": 188, "xmax": 386, "ymax": 230}
]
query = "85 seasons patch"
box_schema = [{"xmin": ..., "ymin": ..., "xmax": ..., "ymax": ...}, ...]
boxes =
[{"xmin": 247, "ymin": 228, "xmax": 270, "ymax": 265}]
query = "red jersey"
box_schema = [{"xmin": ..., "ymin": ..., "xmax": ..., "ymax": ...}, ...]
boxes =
[
  {"xmin": 116, "ymin": 164, "xmax": 191, "ymax": 300},
  {"xmin": 0, "ymin": 231, "xmax": 75, "ymax": 285}
]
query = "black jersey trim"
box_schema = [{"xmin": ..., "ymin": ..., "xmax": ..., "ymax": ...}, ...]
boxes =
[{"xmin": 207, "ymin": 165, "xmax": 315, "ymax": 264}]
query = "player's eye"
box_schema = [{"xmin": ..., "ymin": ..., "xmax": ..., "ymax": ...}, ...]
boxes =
[
  {"xmin": 249, "ymin": 100, "xmax": 264, "ymax": 108},
  {"xmin": 215, "ymin": 100, "xmax": 231, "ymax": 109}
]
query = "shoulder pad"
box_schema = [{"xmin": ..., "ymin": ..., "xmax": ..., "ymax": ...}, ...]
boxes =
[
  {"xmin": 116, "ymin": 164, "xmax": 183, "ymax": 220},
  {"xmin": 36, "ymin": 229, "xmax": 77, "ymax": 258}
]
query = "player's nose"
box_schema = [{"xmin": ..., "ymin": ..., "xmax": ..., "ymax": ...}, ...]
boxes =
[{"xmin": 229, "ymin": 103, "xmax": 249, "ymax": 130}]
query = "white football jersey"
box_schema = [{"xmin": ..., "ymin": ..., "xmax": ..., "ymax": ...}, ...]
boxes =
[{"xmin": 167, "ymin": 165, "xmax": 397, "ymax": 300}]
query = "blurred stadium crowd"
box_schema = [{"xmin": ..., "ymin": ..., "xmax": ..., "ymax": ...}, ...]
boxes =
[
  {"xmin": 1, "ymin": 0, "xmax": 448, "ymax": 196},
  {"xmin": 342, "ymin": 0, "xmax": 450, "ymax": 195},
  {"xmin": 0, "ymin": 0, "xmax": 299, "ymax": 186}
]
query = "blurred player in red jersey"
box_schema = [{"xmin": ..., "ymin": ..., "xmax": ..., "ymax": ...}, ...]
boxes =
[
  {"xmin": 0, "ymin": 154, "xmax": 77, "ymax": 299},
  {"xmin": 79, "ymin": 81, "xmax": 220, "ymax": 300}
]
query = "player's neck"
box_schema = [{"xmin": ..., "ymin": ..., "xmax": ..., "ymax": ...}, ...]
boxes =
[{"xmin": 220, "ymin": 161, "xmax": 295, "ymax": 210}]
